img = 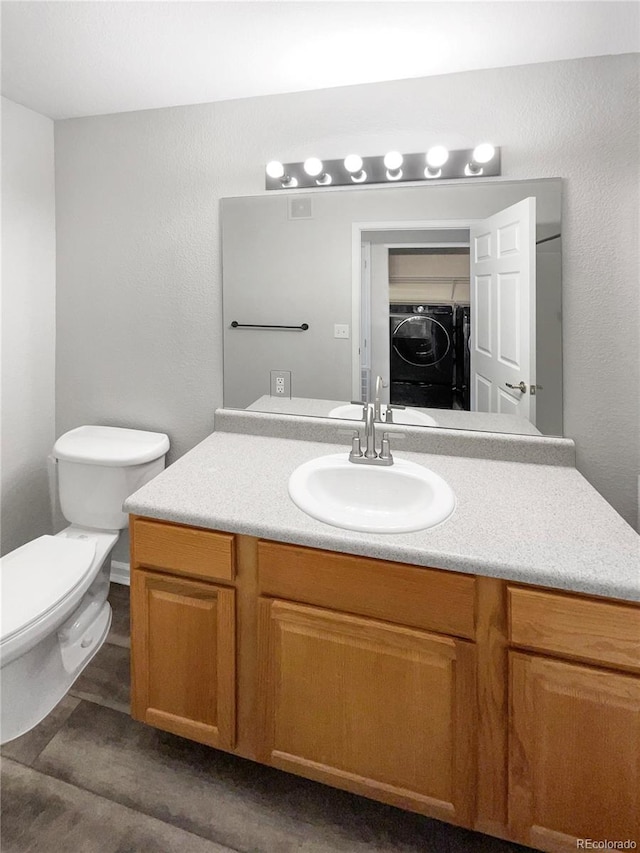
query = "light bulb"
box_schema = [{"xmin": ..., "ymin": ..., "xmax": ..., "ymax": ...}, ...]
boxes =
[
  {"xmin": 303, "ymin": 157, "xmax": 323, "ymax": 177},
  {"xmin": 472, "ymin": 143, "xmax": 495, "ymax": 164},
  {"xmin": 426, "ymin": 146, "xmax": 449, "ymax": 168},
  {"xmin": 344, "ymin": 154, "xmax": 366, "ymax": 183},
  {"xmin": 344, "ymin": 154, "xmax": 363, "ymax": 173},
  {"xmin": 383, "ymin": 151, "xmax": 403, "ymax": 171},
  {"xmin": 266, "ymin": 160, "xmax": 285, "ymax": 179}
]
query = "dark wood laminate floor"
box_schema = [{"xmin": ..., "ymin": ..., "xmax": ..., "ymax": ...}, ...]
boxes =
[{"xmin": 1, "ymin": 583, "xmax": 539, "ymax": 853}]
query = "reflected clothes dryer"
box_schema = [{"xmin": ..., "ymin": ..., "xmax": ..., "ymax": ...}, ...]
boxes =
[
  {"xmin": 389, "ymin": 304, "xmax": 454, "ymax": 409},
  {"xmin": 454, "ymin": 304, "xmax": 471, "ymax": 411}
]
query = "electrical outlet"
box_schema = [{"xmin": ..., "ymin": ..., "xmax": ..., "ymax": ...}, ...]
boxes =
[
  {"xmin": 270, "ymin": 370, "xmax": 291, "ymax": 397},
  {"xmin": 334, "ymin": 324, "xmax": 350, "ymax": 339}
]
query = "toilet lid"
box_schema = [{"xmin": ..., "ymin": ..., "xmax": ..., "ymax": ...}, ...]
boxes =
[
  {"xmin": 53, "ymin": 425, "xmax": 170, "ymax": 467},
  {"xmin": 0, "ymin": 535, "xmax": 97, "ymax": 643}
]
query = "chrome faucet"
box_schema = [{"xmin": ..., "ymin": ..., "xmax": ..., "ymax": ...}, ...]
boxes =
[
  {"xmin": 347, "ymin": 402, "xmax": 394, "ymax": 466},
  {"xmin": 373, "ymin": 375, "xmax": 388, "ymax": 422},
  {"xmin": 373, "ymin": 376, "xmax": 407, "ymax": 424},
  {"xmin": 363, "ymin": 402, "xmax": 377, "ymax": 458}
]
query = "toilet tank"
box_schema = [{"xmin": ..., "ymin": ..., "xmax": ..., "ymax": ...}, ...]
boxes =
[{"xmin": 53, "ymin": 426, "xmax": 170, "ymax": 530}]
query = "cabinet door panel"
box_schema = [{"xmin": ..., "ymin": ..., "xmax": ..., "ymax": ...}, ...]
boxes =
[
  {"xmin": 509, "ymin": 652, "xmax": 640, "ymax": 849},
  {"xmin": 258, "ymin": 598, "xmax": 476, "ymax": 826},
  {"xmin": 131, "ymin": 570, "xmax": 235, "ymax": 749}
]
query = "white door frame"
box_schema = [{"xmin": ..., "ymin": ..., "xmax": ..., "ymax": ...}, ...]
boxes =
[
  {"xmin": 359, "ymin": 241, "xmax": 372, "ymax": 402},
  {"xmin": 351, "ymin": 220, "xmax": 477, "ymax": 398}
]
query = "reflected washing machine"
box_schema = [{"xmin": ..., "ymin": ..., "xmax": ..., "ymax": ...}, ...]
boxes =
[{"xmin": 389, "ymin": 304, "xmax": 455, "ymax": 409}]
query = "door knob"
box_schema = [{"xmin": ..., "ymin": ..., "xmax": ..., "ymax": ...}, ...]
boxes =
[{"xmin": 505, "ymin": 381, "xmax": 527, "ymax": 393}]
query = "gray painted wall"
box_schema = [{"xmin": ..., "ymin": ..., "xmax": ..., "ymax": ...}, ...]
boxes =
[
  {"xmin": 1, "ymin": 97, "xmax": 56, "ymax": 554},
  {"xmin": 54, "ymin": 54, "xmax": 639, "ymax": 528},
  {"xmin": 536, "ymin": 238, "xmax": 563, "ymax": 436}
]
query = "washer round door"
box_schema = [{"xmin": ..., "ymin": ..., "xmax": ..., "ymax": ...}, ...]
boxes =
[{"xmin": 391, "ymin": 315, "xmax": 452, "ymax": 367}]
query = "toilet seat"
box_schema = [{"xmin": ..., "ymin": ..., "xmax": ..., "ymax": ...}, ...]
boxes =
[{"xmin": 1, "ymin": 535, "xmax": 97, "ymax": 645}]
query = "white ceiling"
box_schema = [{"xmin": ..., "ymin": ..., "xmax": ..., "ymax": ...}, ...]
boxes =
[{"xmin": 2, "ymin": 1, "xmax": 639, "ymax": 120}]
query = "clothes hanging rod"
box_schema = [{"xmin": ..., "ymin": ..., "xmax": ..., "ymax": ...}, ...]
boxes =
[{"xmin": 230, "ymin": 321, "xmax": 309, "ymax": 331}]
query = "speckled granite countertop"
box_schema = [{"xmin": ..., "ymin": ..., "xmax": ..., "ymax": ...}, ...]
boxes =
[{"xmin": 125, "ymin": 432, "xmax": 639, "ymax": 602}]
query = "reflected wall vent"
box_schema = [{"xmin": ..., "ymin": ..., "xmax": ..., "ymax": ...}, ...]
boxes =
[{"xmin": 288, "ymin": 196, "xmax": 313, "ymax": 220}]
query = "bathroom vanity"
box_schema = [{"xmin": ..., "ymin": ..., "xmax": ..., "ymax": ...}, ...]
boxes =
[{"xmin": 125, "ymin": 416, "xmax": 640, "ymax": 853}]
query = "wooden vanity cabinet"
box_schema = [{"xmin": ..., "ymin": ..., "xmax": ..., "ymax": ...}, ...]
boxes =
[
  {"xmin": 130, "ymin": 518, "xmax": 236, "ymax": 749},
  {"xmin": 255, "ymin": 555, "xmax": 478, "ymax": 825},
  {"xmin": 507, "ymin": 586, "xmax": 640, "ymax": 850},
  {"xmin": 129, "ymin": 516, "xmax": 640, "ymax": 853},
  {"xmin": 509, "ymin": 652, "xmax": 640, "ymax": 849}
]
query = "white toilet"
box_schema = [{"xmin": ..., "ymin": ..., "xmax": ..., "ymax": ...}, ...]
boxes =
[{"xmin": 0, "ymin": 425, "xmax": 169, "ymax": 744}]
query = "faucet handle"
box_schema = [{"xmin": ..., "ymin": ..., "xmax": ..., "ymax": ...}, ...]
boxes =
[
  {"xmin": 384, "ymin": 404, "xmax": 406, "ymax": 424},
  {"xmin": 378, "ymin": 429, "xmax": 407, "ymax": 462},
  {"xmin": 337, "ymin": 427, "xmax": 364, "ymax": 461},
  {"xmin": 378, "ymin": 431, "xmax": 394, "ymax": 463},
  {"xmin": 350, "ymin": 400, "xmax": 370, "ymax": 419},
  {"xmin": 349, "ymin": 433, "xmax": 363, "ymax": 460}
]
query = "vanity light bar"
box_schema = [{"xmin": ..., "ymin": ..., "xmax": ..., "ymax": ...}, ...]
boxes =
[{"xmin": 265, "ymin": 147, "xmax": 501, "ymax": 190}]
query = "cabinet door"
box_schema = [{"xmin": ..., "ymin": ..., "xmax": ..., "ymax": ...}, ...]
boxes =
[
  {"xmin": 257, "ymin": 598, "xmax": 476, "ymax": 826},
  {"xmin": 509, "ymin": 652, "xmax": 640, "ymax": 850},
  {"xmin": 131, "ymin": 570, "xmax": 235, "ymax": 749}
]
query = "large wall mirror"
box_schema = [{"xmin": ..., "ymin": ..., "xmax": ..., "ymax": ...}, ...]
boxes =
[{"xmin": 222, "ymin": 178, "xmax": 562, "ymax": 435}]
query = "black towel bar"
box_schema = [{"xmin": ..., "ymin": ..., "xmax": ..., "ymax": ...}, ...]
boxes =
[{"xmin": 230, "ymin": 321, "xmax": 309, "ymax": 331}]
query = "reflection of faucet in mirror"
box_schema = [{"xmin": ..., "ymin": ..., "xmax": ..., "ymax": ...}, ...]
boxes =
[
  {"xmin": 373, "ymin": 377, "xmax": 407, "ymax": 425},
  {"xmin": 373, "ymin": 376, "xmax": 404, "ymax": 424},
  {"xmin": 348, "ymin": 402, "xmax": 394, "ymax": 466},
  {"xmin": 373, "ymin": 376, "xmax": 387, "ymax": 422}
]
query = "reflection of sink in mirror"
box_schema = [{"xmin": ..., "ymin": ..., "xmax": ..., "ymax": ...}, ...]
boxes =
[
  {"xmin": 288, "ymin": 453, "xmax": 455, "ymax": 534},
  {"xmin": 328, "ymin": 403, "xmax": 437, "ymax": 427}
]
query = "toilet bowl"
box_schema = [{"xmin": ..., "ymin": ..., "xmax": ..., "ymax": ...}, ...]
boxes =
[{"xmin": 0, "ymin": 425, "xmax": 169, "ymax": 744}]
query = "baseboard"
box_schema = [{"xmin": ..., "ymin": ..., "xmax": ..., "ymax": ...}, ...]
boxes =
[{"xmin": 110, "ymin": 560, "xmax": 130, "ymax": 586}]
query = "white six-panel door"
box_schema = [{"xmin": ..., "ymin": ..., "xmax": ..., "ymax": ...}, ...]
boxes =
[{"xmin": 470, "ymin": 198, "xmax": 536, "ymax": 423}]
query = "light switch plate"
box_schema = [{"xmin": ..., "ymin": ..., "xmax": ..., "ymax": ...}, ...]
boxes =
[{"xmin": 334, "ymin": 324, "xmax": 350, "ymax": 339}]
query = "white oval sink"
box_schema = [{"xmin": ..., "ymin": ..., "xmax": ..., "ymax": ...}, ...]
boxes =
[
  {"xmin": 328, "ymin": 403, "xmax": 437, "ymax": 427},
  {"xmin": 288, "ymin": 453, "xmax": 455, "ymax": 533}
]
